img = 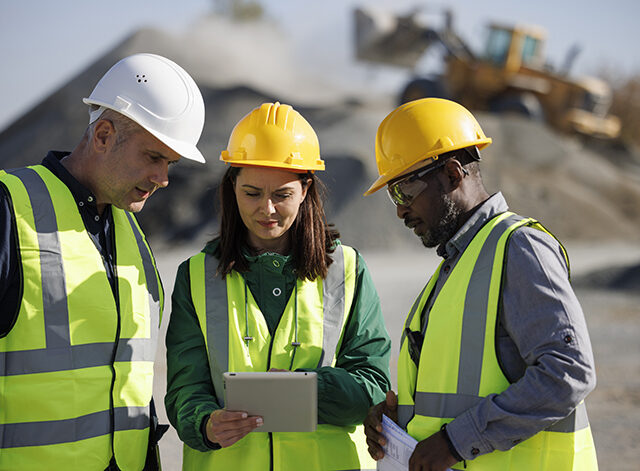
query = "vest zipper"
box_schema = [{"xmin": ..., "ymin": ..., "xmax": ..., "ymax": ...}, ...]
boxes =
[
  {"xmin": 254, "ymin": 278, "xmax": 298, "ymax": 471},
  {"xmin": 269, "ymin": 432, "xmax": 274, "ymax": 471},
  {"xmin": 265, "ymin": 310, "xmax": 277, "ymax": 470},
  {"xmin": 106, "ymin": 228, "xmax": 121, "ymax": 462}
]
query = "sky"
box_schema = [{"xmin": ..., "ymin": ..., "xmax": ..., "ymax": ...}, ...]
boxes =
[{"xmin": 1, "ymin": 0, "xmax": 639, "ymax": 133}]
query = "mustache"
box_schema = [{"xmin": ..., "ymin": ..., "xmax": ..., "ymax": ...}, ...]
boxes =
[{"xmin": 404, "ymin": 217, "xmax": 419, "ymax": 228}]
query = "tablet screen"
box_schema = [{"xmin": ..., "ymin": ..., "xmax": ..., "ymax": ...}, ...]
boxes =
[{"xmin": 223, "ymin": 371, "xmax": 317, "ymax": 432}]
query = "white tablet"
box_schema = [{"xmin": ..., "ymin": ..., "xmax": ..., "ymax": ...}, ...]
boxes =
[{"xmin": 223, "ymin": 371, "xmax": 317, "ymax": 433}]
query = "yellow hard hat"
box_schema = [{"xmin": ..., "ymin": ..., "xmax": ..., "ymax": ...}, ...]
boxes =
[
  {"xmin": 220, "ymin": 102, "xmax": 325, "ymax": 172},
  {"xmin": 364, "ymin": 98, "xmax": 492, "ymax": 195}
]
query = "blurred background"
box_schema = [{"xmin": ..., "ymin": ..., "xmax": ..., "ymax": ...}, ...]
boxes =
[{"xmin": 2, "ymin": 1, "xmax": 639, "ymax": 469}]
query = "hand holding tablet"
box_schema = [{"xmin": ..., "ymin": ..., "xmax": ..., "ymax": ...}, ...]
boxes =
[
  {"xmin": 223, "ymin": 371, "xmax": 318, "ymax": 433},
  {"xmin": 205, "ymin": 409, "xmax": 264, "ymax": 448}
]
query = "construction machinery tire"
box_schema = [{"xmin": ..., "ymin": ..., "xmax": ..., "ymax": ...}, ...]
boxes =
[{"xmin": 489, "ymin": 93, "xmax": 544, "ymax": 120}]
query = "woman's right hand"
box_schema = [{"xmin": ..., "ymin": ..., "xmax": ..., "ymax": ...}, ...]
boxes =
[{"xmin": 206, "ymin": 409, "xmax": 263, "ymax": 448}]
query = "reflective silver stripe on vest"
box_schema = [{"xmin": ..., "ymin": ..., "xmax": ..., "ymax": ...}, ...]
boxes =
[
  {"xmin": 400, "ymin": 282, "xmax": 430, "ymax": 349},
  {"xmin": 203, "ymin": 253, "xmax": 229, "ymax": 406},
  {"xmin": 0, "ymin": 337, "xmax": 155, "ymax": 375},
  {"xmin": 411, "ymin": 214, "xmax": 588, "ymax": 433},
  {"xmin": 318, "ymin": 245, "xmax": 345, "ymax": 367},
  {"xmin": 124, "ymin": 211, "xmax": 162, "ymax": 309},
  {"xmin": 398, "ymin": 404, "xmax": 414, "ymax": 430},
  {"xmin": 411, "ymin": 392, "xmax": 589, "ymax": 433},
  {"xmin": 0, "ymin": 406, "xmax": 148, "ymax": 448},
  {"xmin": 120, "ymin": 211, "xmax": 161, "ymax": 364},
  {"xmin": 457, "ymin": 213, "xmax": 524, "ymax": 395},
  {"xmin": 415, "ymin": 391, "xmax": 482, "ymax": 418},
  {"xmin": 546, "ymin": 402, "xmax": 589, "ymax": 432},
  {"xmin": 10, "ymin": 167, "xmax": 70, "ymax": 349}
]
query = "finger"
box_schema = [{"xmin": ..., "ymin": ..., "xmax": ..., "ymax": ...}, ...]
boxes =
[
  {"xmin": 209, "ymin": 416, "xmax": 263, "ymax": 437},
  {"xmin": 386, "ymin": 390, "xmax": 398, "ymax": 409},
  {"xmin": 366, "ymin": 440, "xmax": 384, "ymax": 461},
  {"xmin": 216, "ymin": 421, "xmax": 263, "ymax": 447},
  {"xmin": 365, "ymin": 412, "xmax": 384, "ymax": 435},
  {"xmin": 213, "ymin": 409, "xmax": 250, "ymax": 422},
  {"xmin": 364, "ymin": 425, "xmax": 387, "ymax": 448},
  {"xmin": 364, "ymin": 403, "xmax": 384, "ymax": 428}
]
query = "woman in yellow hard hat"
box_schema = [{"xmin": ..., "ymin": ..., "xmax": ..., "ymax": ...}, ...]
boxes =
[{"xmin": 165, "ymin": 102, "xmax": 392, "ymax": 470}]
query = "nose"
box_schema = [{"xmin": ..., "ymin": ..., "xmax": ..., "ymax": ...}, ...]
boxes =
[
  {"xmin": 396, "ymin": 203, "xmax": 409, "ymax": 220},
  {"xmin": 261, "ymin": 197, "xmax": 276, "ymax": 215},
  {"xmin": 150, "ymin": 162, "xmax": 169, "ymax": 189}
]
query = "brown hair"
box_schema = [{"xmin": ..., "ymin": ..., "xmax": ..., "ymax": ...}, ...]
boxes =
[{"xmin": 214, "ymin": 166, "xmax": 339, "ymax": 281}]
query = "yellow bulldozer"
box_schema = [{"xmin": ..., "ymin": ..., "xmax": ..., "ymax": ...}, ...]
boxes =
[{"xmin": 354, "ymin": 6, "xmax": 621, "ymax": 140}]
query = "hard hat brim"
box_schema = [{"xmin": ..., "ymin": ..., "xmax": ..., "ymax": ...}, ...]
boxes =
[
  {"xmin": 363, "ymin": 173, "xmax": 398, "ymax": 196},
  {"xmin": 220, "ymin": 156, "xmax": 324, "ymax": 172}
]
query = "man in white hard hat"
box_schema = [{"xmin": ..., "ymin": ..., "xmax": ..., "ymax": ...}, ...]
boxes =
[{"xmin": 0, "ymin": 53, "xmax": 206, "ymax": 471}]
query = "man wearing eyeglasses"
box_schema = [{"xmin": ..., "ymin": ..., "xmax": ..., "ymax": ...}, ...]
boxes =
[{"xmin": 362, "ymin": 98, "xmax": 598, "ymax": 471}]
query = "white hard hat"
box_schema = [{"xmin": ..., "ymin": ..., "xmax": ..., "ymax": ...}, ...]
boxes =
[{"xmin": 83, "ymin": 53, "xmax": 206, "ymax": 163}]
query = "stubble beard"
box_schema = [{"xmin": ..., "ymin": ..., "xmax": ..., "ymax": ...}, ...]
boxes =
[{"xmin": 420, "ymin": 193, "xmax": 462, "ymax": 248}]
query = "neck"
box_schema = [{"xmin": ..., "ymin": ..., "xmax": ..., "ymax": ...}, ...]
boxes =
[
  {"xmin": 247, "ymin": 234, "xmax": 291, "ymax": 256},
  {"xmin": 61, "ymin": 144, "xmax": 107, "ymax": 216}
]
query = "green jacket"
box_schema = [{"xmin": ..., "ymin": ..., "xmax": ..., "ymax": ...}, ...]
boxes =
[{"xmin": 165, "ymin": 240, "xmax": 392, "ymax": 452}]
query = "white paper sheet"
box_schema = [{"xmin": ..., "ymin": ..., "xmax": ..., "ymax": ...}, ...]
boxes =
[
  {"xmin": 376, "ymin": 415, "xmax": 454, "ymax": 471},
  {"xmin": 376, "ymin": 414, "xmax": 417, "ymax": 471}
]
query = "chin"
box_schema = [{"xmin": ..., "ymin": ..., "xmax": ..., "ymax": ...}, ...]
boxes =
[
  {"xmin": 260, "ymin": 231, "xmax": 284, "ymax": 241},
  {"xmin": 418, "ymin": 232, "xmax": 438, "ymax": 248},
  {"xmin": 127, "ymin": 201, "xmax": 147, "ymax": 213}
]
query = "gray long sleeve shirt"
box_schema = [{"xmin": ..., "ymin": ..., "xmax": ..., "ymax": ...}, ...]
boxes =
[{"xmin": 424, "ymin": 193, "xmax": 596, "ymax": 461}]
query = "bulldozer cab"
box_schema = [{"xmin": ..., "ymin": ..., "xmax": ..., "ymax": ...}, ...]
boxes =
[{"xmin": 483, "ymin": 23, "xmax": 546, "ymax": 72}]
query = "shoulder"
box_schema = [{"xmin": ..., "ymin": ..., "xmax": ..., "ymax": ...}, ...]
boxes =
[
  {"xmin": 202, "ymin": 237, "xmax": 220, "ymax": 256},
  {"xmin": 331, "ymin": 241, "xmax": 369, "ymax": 276},
  {"xmin": 506, "ymin": 223, "xmax": 569, "ymax": 278}
]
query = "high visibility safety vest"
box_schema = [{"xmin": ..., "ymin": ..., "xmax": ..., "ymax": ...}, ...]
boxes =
[
  {"xmin": 397, "ymin": 212, "xmax": 598, "ymax": 471},
  {"xmin": 0, "ymin": 166, "xmax": 163, "ymax": 471},
  {"xmin": 185, "ymin": 244, "xmax": 376, "ymax": 471}
]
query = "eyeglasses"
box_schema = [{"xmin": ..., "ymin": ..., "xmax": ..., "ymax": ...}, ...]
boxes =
[{"xmin": 387, "ymin": 162, "xmax": 444, "ymax": 207}]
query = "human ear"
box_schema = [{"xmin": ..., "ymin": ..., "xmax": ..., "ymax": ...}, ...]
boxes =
[
  {"xmin": 444, "ymin": 159, "xmax": 465, "ymax": 189},
  {"xmin": 92, "ymin": 119, "xmax": 116, "ymax": 153},
  {"xmin": 300, "ymin": 178, "xmax": 311, "ymax": 202}
]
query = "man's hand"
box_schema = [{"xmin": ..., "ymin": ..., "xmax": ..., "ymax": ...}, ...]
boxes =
[
  {"xmin": 205, "ymin": 409, "xmax": 263, "ymax": 448},
  {"xmin": 408, "ymin": 430, "xmax": 459, "ymax": 471},
  {"xmin": 363, "ymin": 390, "xmax": 398, "ymax": 460}
]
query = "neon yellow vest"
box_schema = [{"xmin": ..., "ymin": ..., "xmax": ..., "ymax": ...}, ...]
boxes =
[
  {"xmin": 397, "ymin": 212, "xmax": 597, "ymax": 470},
  {"xmin": 184, "ymin": 245, "xmax": 375, "ymax": 470},
  {"xmin": 0, "ymin": 166, "xmax": 163, "ymax": 471}
]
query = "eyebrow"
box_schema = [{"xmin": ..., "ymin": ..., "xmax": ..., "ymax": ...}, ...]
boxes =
[
  {"xmin": 147, "ymin": 150, "xmax": 180, "ymax": 165},
  {"xmin": 240, "ymin": 184, "xmax": 296, "ymax": 191}
]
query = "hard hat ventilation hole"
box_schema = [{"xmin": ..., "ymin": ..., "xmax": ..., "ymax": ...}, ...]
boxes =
[{"xmin": 136, "ymin": 74, "xmax": 148, "ymax": 83}]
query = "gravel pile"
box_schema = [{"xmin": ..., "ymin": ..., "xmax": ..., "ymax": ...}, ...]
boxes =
[{"xmin": 1, "ymin": 18, "xmax": 638, "ymax": 253}]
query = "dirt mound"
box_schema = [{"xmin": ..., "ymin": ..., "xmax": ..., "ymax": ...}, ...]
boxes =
[{"xmin": 1, "ymin": 19, "xmax": 639, "ymax": 251}]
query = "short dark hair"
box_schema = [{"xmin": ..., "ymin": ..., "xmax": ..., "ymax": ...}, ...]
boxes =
[
  {"xmin": 214, "ymin": 166, "xmax": 340, "ymax": 281},
  {"xmin": 440, "ymin": 146, "xmax": 481, "ymax": 177}
]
